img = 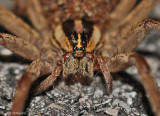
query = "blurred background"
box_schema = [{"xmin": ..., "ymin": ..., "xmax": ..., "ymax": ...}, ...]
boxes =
[{"xmin": 0, "ymin": 0, "xmax": 14, "ymax": 10}]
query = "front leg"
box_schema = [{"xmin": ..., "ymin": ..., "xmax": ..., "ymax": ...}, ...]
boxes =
[
  {"xmin": 33, "ymin": 60, "xmax": 63, "ymax": 94},
  {"xmin": 0, "ymin": 33, "xmax": 40, "ymax": 60},
  {"xmin": 107, "ymin": 52, "xmax": 160, "ymax": 116},
  {"xmin": 10, "ymin": 59, "xmax": 52, "ymax": 116},
  {"xmin": 95, "ymin": 51, "xmax": 113, "ymax": 94}
]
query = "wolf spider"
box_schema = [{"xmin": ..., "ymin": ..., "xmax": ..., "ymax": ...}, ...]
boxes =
[{"xmin": 0, "ymin": 0, "xmax": 160, "ymax": 116}]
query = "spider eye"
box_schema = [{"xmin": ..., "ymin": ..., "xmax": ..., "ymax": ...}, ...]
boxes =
[
  {"xmin": 71, "ymin": 32, "xmax": 78, "ymax": 46},
  {"xmin": 81, "ymin": 32, "xmax": 87, "ymax": 47},
  {"xmin": 82, "ymin": 40, "xmax": 87, "ymax": 46}
]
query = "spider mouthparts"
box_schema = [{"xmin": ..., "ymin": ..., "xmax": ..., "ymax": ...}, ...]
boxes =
[{"xmin": 73, "ymin": 51, "xmax": 84, "ymax": 57}]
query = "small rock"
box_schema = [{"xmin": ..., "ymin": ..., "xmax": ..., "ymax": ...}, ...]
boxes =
[
  {"xmin": 131, "ymin": 108, "xmax": 140, "ymax": 116},
  {"xmin": 127, "ymin": 98, "xmax": 133, "ymax": 105},
  {"xmin": 0, "ymin": 106, "xmax": 5, "ymax": 109},
  {"xmin": 93, "ymin": 89, "xmax": 103, "ymax": 98},
  {"xmin": 0, "ymin": 48, "xmax": 12, "ymax": 56},
  {"xmin": 79, "ymin": 105, "xmax": 83, "ymax": 110},
  {"xmin": 95, "ymin": 108, "xmax": 104, "ymax": 113},
  {"xmin": 79, "ymin": 96, "xmax": 88, "ymax": 103},
  {"xmin": 112, "ymin": 99, "xmax": 130, "ymax": 113},
  {"xmin": 129, "ymin": 92, "xmax": 137, "ymax": 98},
  {"xmin": 46, "ymin": 103, "xmax": 64, "ymax": 110},
  {"xmin": 34, "ymin": 96, "xmax": 41, "ymax": 103},
  {"xmin": 101, "ymin": 99, "xmax": 112, "ymax": 105},
  {"xmin": 86, "ymin": 102, "xmax": 90, "ymax": 109},
  {"xmin": 113, "ymin": 88, "xmax": 120, "ymax": 93},
  {"xmin": 13, "ymin": 69, "xmax": 20, "ymax": 75},
  {"xmin": 104, "ymin": 108, "xmax": 119, "ymax": 116},
  {"xmin": 53, "ymin": 92, "xmax": 60, "ymax": 97},
  {"xmin": 121, "ymin": 91, "xmax": 137, "ymax": 99}
]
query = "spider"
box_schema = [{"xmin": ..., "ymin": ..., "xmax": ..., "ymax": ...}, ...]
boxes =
[{"xmin": 0, "ymin": 0, "xmax": 160, "ymax": 116}]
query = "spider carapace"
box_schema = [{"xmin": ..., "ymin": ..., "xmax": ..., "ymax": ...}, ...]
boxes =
[{"xmin": 59, "ymin": 19, "xmax": 100, "ymax": 84}]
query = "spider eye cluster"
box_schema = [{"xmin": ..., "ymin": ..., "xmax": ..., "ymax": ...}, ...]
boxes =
[
  {"xmin": 71, "ymin": 32, "xmax": 78, "ymax": 46},
  {"xmin": 70, "ymin": 31, "xmax": 88, "ymax": 49},
  {"xmin": 81, "ymin": 32, "xmax": 87, "ymax": 47}
]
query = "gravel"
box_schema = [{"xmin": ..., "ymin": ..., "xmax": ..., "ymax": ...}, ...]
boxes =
[{"xmin": 0, "ymin": 1, "xmax": 160, "ymax": 116}]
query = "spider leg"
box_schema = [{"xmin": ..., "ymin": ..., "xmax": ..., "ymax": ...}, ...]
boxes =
[
  {"xmin": 0, "ymin": 7, "xmax": 40, "ymax": 45},
  {"xmin": 33, "ymin": 60, "xmax": 63, "ymax": 94},
  {"xmin": 23, "ymin": 0, "xmax": 60, "ymax": 49},
  {"xmin": 116, "ymin": 0, "xmax": 159, "ymax": 37},
  {"xmin": 24, "ymin": 0, "xmax": 49, "ymax": 34},
  {"xmin": 0, "ymin": 33, "xmax": 40, "ymax": 60},
  {"xmin": 10, "ymin": 59, "xmax": 53, "ymax": 116},
  {"xmin": 115, "ymin": 19, "xmax": 160, "ymax": 54},
  {"xmin": 95, "ymin": 51, "xmax": 113, "ymax": 94},
  {"xmin": 110, "ymin": 0, "xmax": 137, "ymax": 25},
  {"xmin": 102, "ymin": 0, "xmax": 159, "ymax": 56},
  {"xmin": 107, "ymin": 52, "xmax": 160, "ymax": 116}
]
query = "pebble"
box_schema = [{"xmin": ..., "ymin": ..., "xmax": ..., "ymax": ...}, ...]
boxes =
[
  {"xmin": 101, "ymin": 99, "xmax": 112, "ymax": 105},
  {"xmin": 79, "ymin": 105, "xmax": 83, "ymax": 110},
  {"xmin": 53, "ymin": 92, "xmax": 60, "ymax": 97},
  {"xmin": 13, "ymin": 69, "xmax": 20, "ymax": 75},
  {"xmin": 93, "ymin": 89, "xmax": 103, "ymax": 98},
  {"xmin": 95, "ymin": 108, "xmax": 104, "ymax": 113},
  {"xmin": 79, "ymin": 96, "xmax": 88, "ymax": 103},
  {"xmin": 121, "ymin": 92, "xmax": 137, "ymax": 98},
  {"xmin": 131, "ymin": 108, "xmax": 140, "ymax": 116},
  {"xmin": 0, "ymin": 106, "xmax": 5, "ymax": 109},
  {"xmin": 46, "ymin": 103, "xmax": 64, "ymax": 110},
  {"xmin": 0, "ymin": 48, "xmax": 12, "ymax": 56},
  {"xmin": 104, "ymin": 108, "xmax": 119, "ymax": 116},
  {"xmin": 112, "ymin": 99, "xmax": 130, "ymax": 113},
  {"xmin": 113, "ymin": 88, "xmax": 120, "ymax": 93},
  {"xmin": 127, "ymin": 98, "xmax": 133, "ymax": 105},
  {"xmin": 34, "ymin": 96, "xmax": 41, "ymax": 103},
  {"xmin": 86, "ymin": 102, "xmax": 90, "ymax": 109}
]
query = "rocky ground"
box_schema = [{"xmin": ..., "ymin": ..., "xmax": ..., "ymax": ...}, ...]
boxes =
[{"xmin": 0, "ymin": 1, "xmax": 160, "ymax": 116}]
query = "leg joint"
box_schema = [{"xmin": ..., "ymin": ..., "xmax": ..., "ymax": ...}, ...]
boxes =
[{"xmin": 129, "ymin": 53, "xmax": 151, "ymax": 74}]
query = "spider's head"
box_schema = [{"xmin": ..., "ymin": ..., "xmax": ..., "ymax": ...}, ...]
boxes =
[
  {"xmin": 62, "ymin": 18, "xmax": 100, "ymax": 57},
  {"xmin": 69, "ymin": 31, "xmax": 88, "ymax": 57},
  {"xmin": 54, "ymin": 18, "xmax": 101, "ymax": 57}
]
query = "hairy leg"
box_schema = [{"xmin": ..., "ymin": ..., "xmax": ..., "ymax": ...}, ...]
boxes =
[
  {"xmin": 34, "ymin": 60, "xmax": 63, "ymax": 94},
  {"xmin": 102, "ymin": 0, "xmax": 159, "ymax": 56},
  {"xmin": 0, "ymin": 6, "xmax": 40, "ymax": 44},
  {"xmin": 115, "ymin": 19, "xmax": 160, "ymax": 54},
  {"xmin": 110, "ymin": 0, "xmax": 137, "ymax": 26},
  {"xmin": 107, "ymin": 52, "xmax": 160, "ymax": 116},
  {"xmin": 115, "ymin": 0, "xmax": 159, "ymax": 37},
  {"xmin": 24, "ymin": 0, "xmax": 49, "ymax": 34},
  {"xmin": 95, "ymin": 51, "xmax": 113, "ymax": 94},
  {"xmin": 10, "ymin": 59, "xmax": 53, "ymax": 116},
  {"xmin": 0, "ymin": 33, "xmax": 40, "ymax": 60},
  {"xmin": 24, "ymin": 0, "xmax": 60, "ymax": 49}
]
